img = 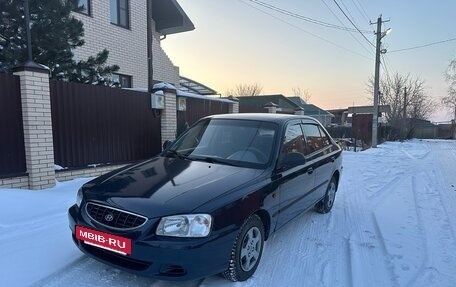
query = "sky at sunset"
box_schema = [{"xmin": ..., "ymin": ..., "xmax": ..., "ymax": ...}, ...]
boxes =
[{"xmin": 162, "ymin": 0, "xmax": 456, "ymax": 122}]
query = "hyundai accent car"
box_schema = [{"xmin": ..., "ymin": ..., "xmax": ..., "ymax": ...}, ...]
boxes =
[{"xmin": 68, "ymin": 113, "xmax": 342, "ymax": 282}]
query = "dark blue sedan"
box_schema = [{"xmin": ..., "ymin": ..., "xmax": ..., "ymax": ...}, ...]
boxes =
[{"xmin": 68, "ymin": 113, "xmax": 343, "ymax": 282}]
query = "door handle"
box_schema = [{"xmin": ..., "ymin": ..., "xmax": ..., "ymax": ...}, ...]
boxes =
[
  {"xmin": 307, "ymin": 167, "xmax": 313, "ymax": 174},
  {"xmin": 330, "ymin": 156, "xmax": 336, "ymax": 162}
]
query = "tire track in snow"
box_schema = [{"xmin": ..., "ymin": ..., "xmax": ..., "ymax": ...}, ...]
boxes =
[
  {"xmin": 368, "ymin": 175, "xmax": 403, "ymax": 207},
  {"xmin": 430, "ymin": 169, "xmax": 456, "ymax": 243},
  {"xmin": 371, "ymin": 214, "xmax": 400, "ymax": 287},
  {"xmin": 345, "ymin": 151, "xmax": 400, "ymax": 287},
  {"xmin": 408, "ymin": 173, "xmax": 456, "ymax": 286},
  {"xmin": 400, "ymin": 141, "xmax": 430, "ymax": 160}
]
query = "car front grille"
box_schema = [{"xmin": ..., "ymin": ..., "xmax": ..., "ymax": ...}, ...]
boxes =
[{"xmin": 85, "ymin": 202, "xmax": 147, "ymax": 230}]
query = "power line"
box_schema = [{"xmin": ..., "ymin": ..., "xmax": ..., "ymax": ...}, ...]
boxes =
[
  {"xmin": 319, "ymin": 0, "xmax": 375, "ymax": 57},
  {"xmin": 381, "ymin": 54, "xmax": 392, "ymax": 87},
  {"xmin": 238, "ymin": 0, "xmax": 373, "ymax": 60},
  {"xmin": 245, "ymin": 0, "xmax": 371, "ymax": 33},
  {"xmin": 338, "ymin": 0, "xmax": 374, "ymax": 53},
  {"xmin": 331, "ymin": 0, "xmax": 375, "ymax": 48},
  {"xmin": 349, "ymin": 0, "xmax": 369, "ymax": 23},
  {"xmin": 353, "ymin": 0, "xmax": 371, "ymax": 23},
  {"xmin": 389, "ymin": 37, "xmax": 456, "ymax": 53},
  {"xmin": 339, "ymin": 0, "xmax": 356, "ymax": 24}
]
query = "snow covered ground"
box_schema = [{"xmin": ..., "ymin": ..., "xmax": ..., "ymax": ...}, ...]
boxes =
[{"xmin": 1, "ymin": 140, "xmax": 456, "ymax": 287}]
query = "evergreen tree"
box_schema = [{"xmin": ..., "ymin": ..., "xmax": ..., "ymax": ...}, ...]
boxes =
[{"xmin": 0, "ymin": 0, "xmax": 119, "ymax": 85}]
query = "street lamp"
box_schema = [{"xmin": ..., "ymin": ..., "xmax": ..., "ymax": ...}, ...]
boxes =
[
  {"xmin": 20, "ymin": 0, "xmax": 45, "ymax": 70},
  {"xmin": 382, "ymin": 28, "xmax": 392, "ymax": 38},
  {"xmin": 23, "ymin": 0, "xmax": 33, "ymax": 63}
]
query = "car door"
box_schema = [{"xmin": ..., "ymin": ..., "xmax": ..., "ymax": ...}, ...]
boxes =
[
  {"xmin": 302, "ymin": 123, "xmax": 336, "ymax": 201},
  {"xmin": 275, "ymin": 122, "xmax": 316, "ymax": 229}
]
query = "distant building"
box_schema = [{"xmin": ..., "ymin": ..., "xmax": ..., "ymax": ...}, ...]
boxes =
[
  {"xmin": 238, "ymin": 95, "xmax": 300, "ymax": 114},
  {"xmin": 288, "ymin": 97, "xmax": 334, "ymax": 126},
  {"xmin": 328, "ymin": 105, "xmax": 391, "ymax": 126},
  {"xmin": 72, "ymin": 0, "xmax": 194, "ymax": 88},
  {"xmin": 236, "ymin": 95, "xmax": 333, "ymax": 126}
]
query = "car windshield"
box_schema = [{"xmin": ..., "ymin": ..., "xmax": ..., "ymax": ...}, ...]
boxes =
[{"xmin": 166, "ymin": 119, "xmax": 278, "ymax": 169}]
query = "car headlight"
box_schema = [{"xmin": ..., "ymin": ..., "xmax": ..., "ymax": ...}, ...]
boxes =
[
  {"xmin": 76, "ymin": 188, "xmax": 83, "ymax": 208},
  {"xmin": 156, "ymin": 214, "xmax": 212, "ymax": 237}
]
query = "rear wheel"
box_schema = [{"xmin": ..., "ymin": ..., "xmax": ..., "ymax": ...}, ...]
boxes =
[
  {"xmin": 316, "ymin": 176, "xmax": 337, "ymax": 214},
  {"xmin": 222, "ymin": 214, "xmax": 264, "ymax": 282}
]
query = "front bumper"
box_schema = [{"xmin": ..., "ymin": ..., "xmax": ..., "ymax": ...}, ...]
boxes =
[{"xmin": 68, "ymin": 204, "xmax": 237, "ymax": 281}]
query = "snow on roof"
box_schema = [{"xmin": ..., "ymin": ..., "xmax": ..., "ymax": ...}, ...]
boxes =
[
  {"xmin": 176, "ymin": 89, "xmax": 234, "ymax": 103},
  {"xmin": 153, "ymin": 82, "xmax": 176, "ymax": 91}
]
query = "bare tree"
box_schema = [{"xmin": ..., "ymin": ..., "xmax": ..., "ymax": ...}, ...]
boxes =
[
  {"xmin": 443, "ymin": 58, "xmax": 456, "ymax": 120},
  {"xmin": 225, "ymin": 83, "xmax": 263, "ymax": 97},
  {"xmin": 292, "ymin": 87, "xmax": 312, "ymax": 103},
  {"xmin": 368, "ymin": 72, "xmax": 436, "ymax": 139}
]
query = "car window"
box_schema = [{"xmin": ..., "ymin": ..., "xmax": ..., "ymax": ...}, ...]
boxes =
[
  {"xmin": 169, "ymin": 119, "xmax": 277, "ymax": 168},
  {"xmin": 280, "ymin": 124, "xmax": 306, "ymax": 160},
  {"xmin": 318, "ymin": 126, "xmax": 331, "ymax": 147},
  {"xmin": 302, "ymin": 124, "xmax": 325, "ymax": 154},
  {"xmin": 174, "ymin": 120, "xmax": 209, "ymax": 152}
]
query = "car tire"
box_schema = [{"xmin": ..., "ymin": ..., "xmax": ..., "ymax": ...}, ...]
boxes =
[
  {"xmin": 315, "ymin": 176, "xmax": 337, "ymax": 214},
  {"xmin": 222, "ymin": 214, "xmax": 265, "ymax": 282}
]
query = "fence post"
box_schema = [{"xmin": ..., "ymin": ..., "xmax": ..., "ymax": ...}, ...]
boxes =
[
  {"xmin": 294, "ymin": 107, "xmax": 305, "ymax": 115},
  {"xmin": 264, "ymin": 102, "xmax": 278, "ymax": 114},
  {"xmin": 228, "ymin": 96, "xmax": 239, "ymax": 113},
  {"xmin": 12, "ymin": 64, "xmax": 55, "ymax": 189},
  {"xmin": 159, "ymin": 87, "xmax": 177, "ymax": 148}
]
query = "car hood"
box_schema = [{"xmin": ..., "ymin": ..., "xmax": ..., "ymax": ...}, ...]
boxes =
[{"xmin": 83, "ymin": 156, "xmax": 264, "ymax": 218}]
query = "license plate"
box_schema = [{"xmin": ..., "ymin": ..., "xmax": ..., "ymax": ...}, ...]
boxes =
[{"xmin": 76, "ymin": 225, "xmax": 132, "ymax": 255}]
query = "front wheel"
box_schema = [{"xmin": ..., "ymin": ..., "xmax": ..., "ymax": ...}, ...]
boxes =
[
  {"xmin": 316, "ymin": 176, "xmax": 337, "ymax": 214},
  {"xmin": 222, "ymin": 214, "xmax": 265, "ymax": 282}
]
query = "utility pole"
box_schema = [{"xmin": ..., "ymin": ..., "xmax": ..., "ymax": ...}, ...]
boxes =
[
  {"xmin": 403, "ymin": 87, "xmax": 407, "ymax": 140},
  {"xmin": 371, "ymin": 15, "xmax": 390, "ymax": 147}
]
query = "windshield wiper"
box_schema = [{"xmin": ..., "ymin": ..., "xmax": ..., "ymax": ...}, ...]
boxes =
[
  {"xmin": 188, "ymin": 156, "xmax": 238, "ymax": 167},
  {"xmin": 165, "ymin": 149, "xmax": 187, "ymax": 159}
]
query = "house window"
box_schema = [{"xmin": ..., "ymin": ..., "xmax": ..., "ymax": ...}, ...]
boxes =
[
  {"xmin": 76, "ymin": 0, "xmax": 90, "ymax": 15},
  {"xmin": 110, "ymin": 0, "xmax": 129, "ymax": 28},
  {"xmin": 112, "ymin": 73, "xmax": 132, "ymax": 88}
]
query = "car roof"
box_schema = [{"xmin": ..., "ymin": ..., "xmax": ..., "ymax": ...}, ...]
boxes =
[{"xmin": 205, "ymin": 113, "xmax": 318, "ymax": 124}]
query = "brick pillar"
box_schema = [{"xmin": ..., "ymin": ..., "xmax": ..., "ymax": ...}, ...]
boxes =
[
  {"xmin": 294, "ymin": 107, "xmax": 305, "ymax": 115},
  {"xmin": 228, "ymin": 96, "xmax": 239, "ymax": 113},
  {"xmin": 264, "ymin": 102, "xmax": 278, "ymax": 114},
  {"xmin": 160, "ymin": 89, "xmax": 177, "ymax": 148},
  {"xmin": 13, "ymin": 64, "xmax": 55, "ymax": 189}
]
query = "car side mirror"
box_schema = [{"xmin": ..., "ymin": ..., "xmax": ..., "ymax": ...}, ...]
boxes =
[
  {"xmin": 163, "ymin": 140, "xmax": 173, "ymax": 151},
  {"xmin": 279, "ymin": 152, "xmax": 306, "ymax": 170}
]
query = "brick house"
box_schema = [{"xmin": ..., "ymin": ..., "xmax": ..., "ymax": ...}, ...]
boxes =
[{"xmin": 72, "ymin": 0, "xmax": 194, "ymax": 88}]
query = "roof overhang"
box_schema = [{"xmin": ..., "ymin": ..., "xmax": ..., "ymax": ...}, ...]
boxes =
[
  {"xmin": 152, "ymin": 0, "xmax": 195, "ymax": 35},
  {"xmin": 179, "ymin": 76, "xmax": 218, "ymax": 95},
  {"xmin": 347, "ymin": 105, "xmax": 391, "ymax": 114}
]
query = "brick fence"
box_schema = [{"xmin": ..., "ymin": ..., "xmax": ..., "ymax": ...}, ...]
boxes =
[{"xmin": 0, "ymin": 66, "xmax": 239, "ymax": 190}]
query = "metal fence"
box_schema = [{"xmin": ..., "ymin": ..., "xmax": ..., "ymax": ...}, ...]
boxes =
[
  {"xmin": 0, "ymin": 73, "xmax": 26, "ymax": 178},
  {"xmin": 50, "ymin": 80, "xmax": 161, "ymax": 169},
  {"xmin": 239, "ymin": 105, "xmax": 267, "ymax": 114}
]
